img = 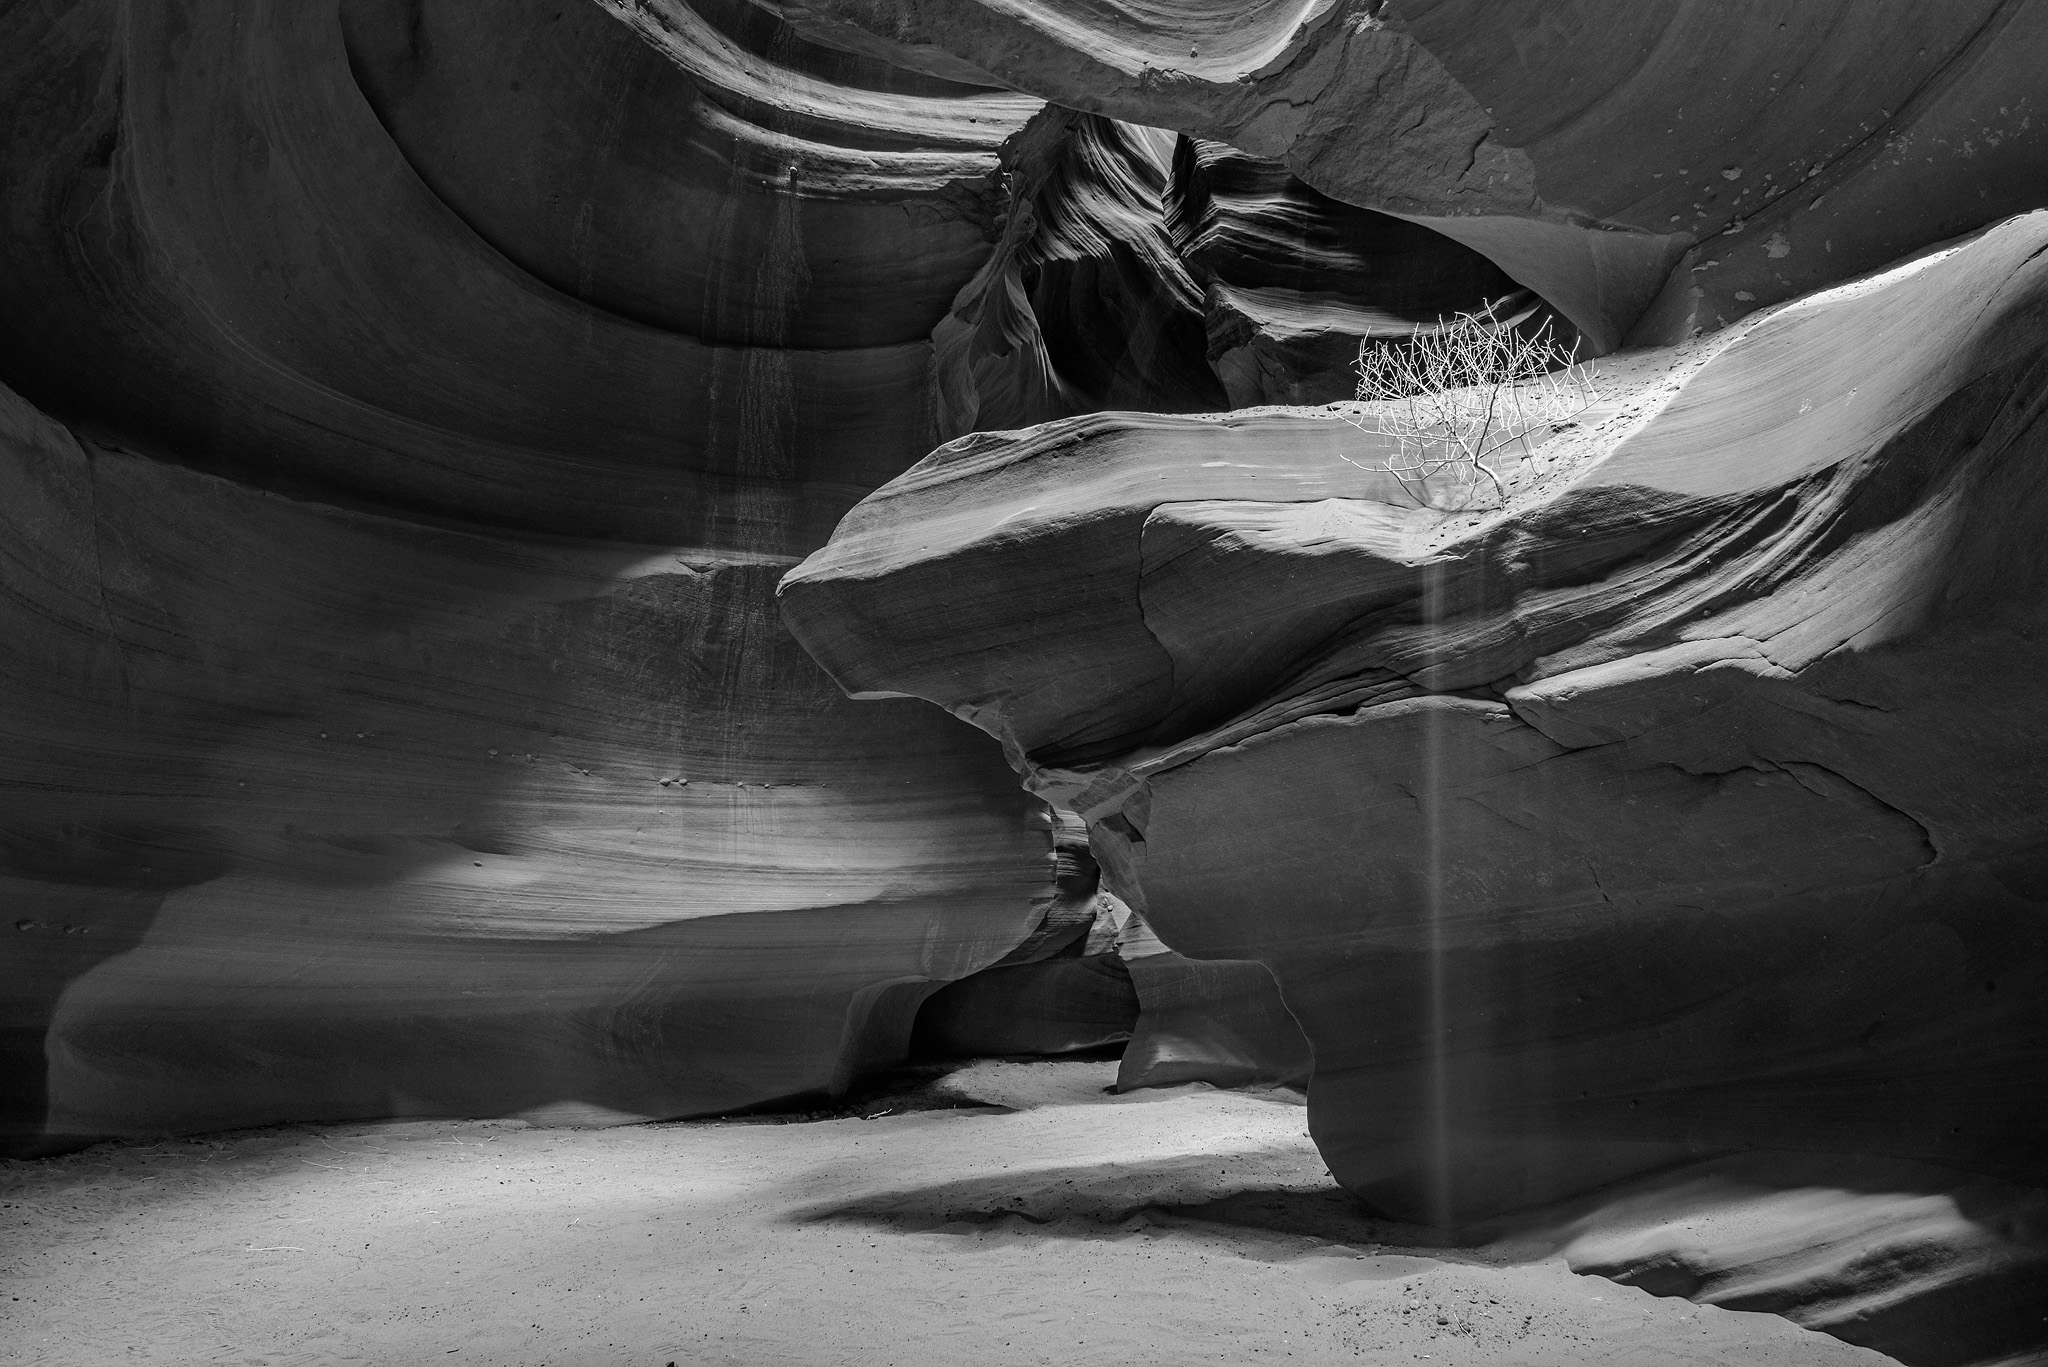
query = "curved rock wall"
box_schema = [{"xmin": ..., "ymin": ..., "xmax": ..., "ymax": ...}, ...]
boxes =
[
  {"xmin": 0, "ymin": 0, "xmax": 1037, "ymax": 542},
  {"xmin": 1169, "ymin": 135, "xmax": 1563, "ymax": 408},
  {"xmin": 930, "ymin": 107, "xmax": 1226, "ymax": 439},
  {"xmin": 11, "ymin": 27, "xmax": 2048, "ymax": 1365},
  {"xmin": 0, "ymin": 0, "xmax": 1067, "ymax": 1154},
  {"xmin": 710, "ymin": 0, "xmax": 2048, "ymax": 351},
  {"xmin": 340, "ymin": 0, "xmax": 1016, "ymax": 352}
]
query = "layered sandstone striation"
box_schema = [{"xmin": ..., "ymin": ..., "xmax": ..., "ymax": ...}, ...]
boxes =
[
  {"xmin": 705, "ymin": 0, "xmax": 2048, "ymax": 352},
  {"xmin": 7, "ymin": 0, "xmax": 1364, "ymax": 1153},
  {"xmin": 9, "ymin": 8, "xmax": 2048, "ymax": 1361},
  {"xmin": 1170, "ymin": 135, "xmax": 1563, "ymax": 408},
  {"xmin": 0, "ymin": 0, "xmax": 1073, "ymax": 1153},
  {"xmin": 0, "ymin": 0, "xmax": 1038, "ymax": 542},
  {"xmin": 927, "ymin": 107, "xmax": 1227, "ymax": 440},
  {"xmin": 1, "ymin": 381, "xmax": 1065, "ymax": 1147}
]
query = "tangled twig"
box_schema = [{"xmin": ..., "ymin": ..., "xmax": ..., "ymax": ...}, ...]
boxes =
[{"xmin": 1341, "ymin": 300, "xmax": 1596, "ymax": 510}]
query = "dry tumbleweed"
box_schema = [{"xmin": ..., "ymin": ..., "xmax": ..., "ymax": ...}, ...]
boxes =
[{"xmin": 1341, "ymin": 300, "xmax": 1597, "ymax": 509}]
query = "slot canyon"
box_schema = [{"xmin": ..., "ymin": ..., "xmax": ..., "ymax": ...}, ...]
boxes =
[{"xmin": 3, "ymin": 2, "xmax": 2046, "ymax": 1364}]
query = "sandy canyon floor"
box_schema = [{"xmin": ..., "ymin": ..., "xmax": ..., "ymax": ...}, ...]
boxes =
[{"xmin": 2, "ymin": 1060, "xmax": 1897, "ymax": 1367}]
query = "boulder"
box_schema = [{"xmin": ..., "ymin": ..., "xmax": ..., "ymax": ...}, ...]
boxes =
[
  {"xmin": 1118, "ymin": 952, "xmax": 1312, "ymax": 1092},
  {"xmin": 912, "ymin": 954, "xmax": 1139, "ymax": 1058},
  {"xmin": 782, "ymin": 212, "xmax": 2048, "ymax": 1227}
]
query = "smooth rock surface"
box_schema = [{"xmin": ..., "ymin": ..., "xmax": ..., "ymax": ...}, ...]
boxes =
[
  {"xmin": 0, "ymin": 0, "xmax": 1062, "ymax": 1154},
  {"xmin": 1118, "ymin": 952, "xmax": 1314, "ymax": 1092},
  {"xmin": 0, "ymin": 0, "xmax": 1037, "ymax": 544},
  {"xmin": 0, "ymin": 379, "xmax": 1050, "ymax": 1151},
  {"xmin": 912, "ymin": 954, "xmax": 1138, "ymax": 1058}
]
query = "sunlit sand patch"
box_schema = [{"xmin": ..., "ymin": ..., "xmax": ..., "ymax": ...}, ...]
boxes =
[{"xmin": 5, "ymin": 1060, "xmax": 1894, "ymax": 1367}]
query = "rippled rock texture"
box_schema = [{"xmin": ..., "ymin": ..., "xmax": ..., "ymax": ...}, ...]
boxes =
[
  {"xmin": 725, "ymin": 0, "xmax": 2048, "ymax": 353},
  {"xmin": 1170, "ymin": 135, "xmax": 1563, "ymax": 408}
]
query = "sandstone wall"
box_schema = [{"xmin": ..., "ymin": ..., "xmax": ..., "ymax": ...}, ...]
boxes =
[{"xmin": 0, "ymin": 0, "xmax": 1062, "ymax": 1153}]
